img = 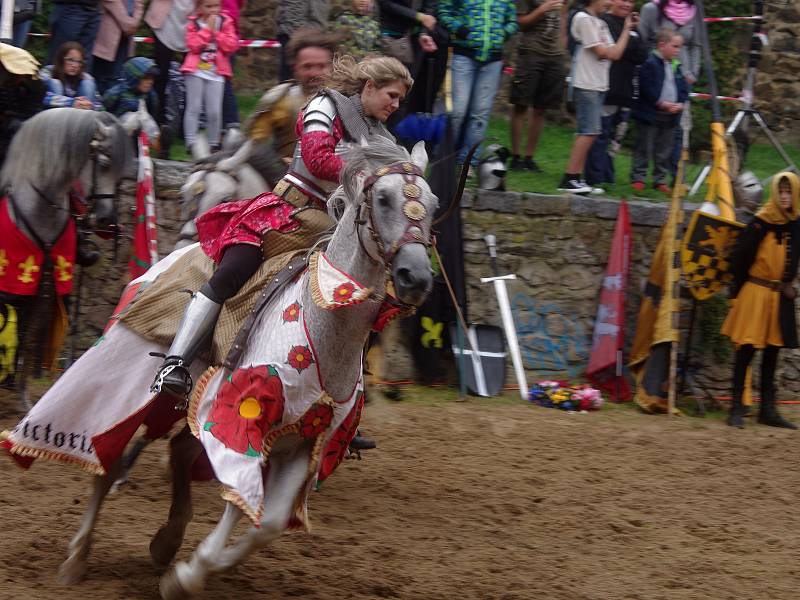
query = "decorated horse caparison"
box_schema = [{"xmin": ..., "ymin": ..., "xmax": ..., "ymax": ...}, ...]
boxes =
[
  {"xmin": 1, "ymin": 136, "xmax": 436, "ymax": 599},
  {"xmin": 0, "ymin": 108, "xmax": 132, "ymax": 408}
]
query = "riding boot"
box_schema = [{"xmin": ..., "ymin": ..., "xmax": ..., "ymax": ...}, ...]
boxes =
[
  {"xmin": 757, "ymin": 386, "xmax": 797, "ymax": 430},
  {"xmin": 151, "ymin": 290, "xmax": 222, "ymax": 402},
  {"xmin": 349, "ymin": 429, "xmax": 377, "ymax": 451},
  {"xmin": 727, "ymin": 391, "xmax": 746, "ymax": 429}
]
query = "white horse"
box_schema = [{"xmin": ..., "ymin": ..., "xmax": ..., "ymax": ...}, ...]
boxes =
[
  {"xmin": 4, "ymin": 136, "xmax": 436, "ymax": 598},
  {"xmin": 0, "ymin": 109, "xmax": 133, "ymax": 408}
]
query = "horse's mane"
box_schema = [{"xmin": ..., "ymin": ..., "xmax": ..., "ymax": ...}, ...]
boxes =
[
  {"xmin": 328, "ymin": 135, "xmax": 412, "ymax": 217},
  {"xmin": 1, "ymin": 109, "xmax": 132, "ymax": 193}
]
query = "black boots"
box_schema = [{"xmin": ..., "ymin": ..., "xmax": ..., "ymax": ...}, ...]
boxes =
[
  {"xmin": 727, "ymin": 393, "xmax": 746, "ymax": 429},
  {"xmin": 757, "ymin": 386, "xmax": 798, "ymax": 430}
]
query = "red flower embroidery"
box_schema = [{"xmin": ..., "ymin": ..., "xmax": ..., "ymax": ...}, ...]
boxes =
[
  {"xmin": 282, "ymin": 301, "xmax": 301, "ymax": 323},
  {"xmin": 299, "ymin": 403, "xmax": 334, "ymax": 438},
  {"xmin": 333, "ymin": 282, "xmax": 355, "ymax": 303},
  {"xmin": 203, "ymin": 365, "xmax": 285, "ymax": 456},
  {"xmin": 287, "ymin": 345, "xmax": 314, "ymax": 374}
]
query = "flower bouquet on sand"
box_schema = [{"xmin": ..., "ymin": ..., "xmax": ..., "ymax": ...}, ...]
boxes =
[{"xmin": 528, "ymin": 381, "xmax": 604, "ymax": 412}]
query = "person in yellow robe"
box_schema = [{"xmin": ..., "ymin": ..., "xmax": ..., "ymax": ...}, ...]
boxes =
[{"xmin": 722, "ymin": 172, "xmax": 800, "ymax": 429}]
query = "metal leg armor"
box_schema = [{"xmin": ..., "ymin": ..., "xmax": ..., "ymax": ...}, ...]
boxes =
[{"xmin": 150, "ymin": 291, "xmax": 222, "ymax": 404}]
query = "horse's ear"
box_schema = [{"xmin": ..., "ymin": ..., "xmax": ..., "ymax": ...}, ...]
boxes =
[{"xmin": 410, "ymin": 141, "xmax": 428, "ymax": 172}]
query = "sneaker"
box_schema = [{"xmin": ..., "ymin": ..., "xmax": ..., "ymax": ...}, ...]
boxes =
[
  {"xmin": 522, "ymin": 157, "xmax": 543, "ymax": 173},
  {"xmin": 654, "ymin": 183, "xmax": 672, "ymax": 195},
  {"xmin": 631, "ymin": 181, "xmax": 646, "ymax": 192},
  {"xmin": 558, "ymin": 176, "xmax": 591, "ymax": 194},
  {"xmin": 509, "ymin": 155, "xmax": 524, "ymax": 171},
  {"xmin": 589, "ymin": 186, "xmax": 605, "ymax": 195}
]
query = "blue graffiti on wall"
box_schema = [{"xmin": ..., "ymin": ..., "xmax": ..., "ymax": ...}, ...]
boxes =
[{"xmin": 510, "ymin": 292, "xmax": 590, "ymax": 377}]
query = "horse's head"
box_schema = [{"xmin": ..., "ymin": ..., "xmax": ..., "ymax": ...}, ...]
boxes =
[
  {"xmin": 1, "ymin": 109, "xmax": 133, "ymax": 232},
  {"xmin": 82, "ymin": 112, "xmax": 134, "ymax": 230},
  {"xmin": 353, "ymin": 140, "xmax": 437, "ymax": 307}
]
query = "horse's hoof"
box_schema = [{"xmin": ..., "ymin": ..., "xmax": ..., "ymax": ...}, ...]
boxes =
[
  {"xmin": 109, "ymin": 475, "xmax": 129, "ymax": 495},
  {"xmin": 160, "ymin": 568, "xmax": 193, "ymax": 600},
  {"xmin": 57, "ymin": 553, "xmax": 87, "ymax": 585},
  {"xmin": 150, "ymin": 520, "xmax": 188, "ymax": 571}
]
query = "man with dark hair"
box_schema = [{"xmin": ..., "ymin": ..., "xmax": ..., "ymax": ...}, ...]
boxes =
[
  {"xmin": 275, "ymin": 0, "xmax": 330, "ymax": 82},
  {"xmin": 243, "ymin": 28, "xmax": 338, "ymax": 186}
]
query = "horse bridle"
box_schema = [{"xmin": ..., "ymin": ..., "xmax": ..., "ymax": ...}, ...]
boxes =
[{"xmin": 356, "ymin": 161, "xmax": 432, "ymax": 269}]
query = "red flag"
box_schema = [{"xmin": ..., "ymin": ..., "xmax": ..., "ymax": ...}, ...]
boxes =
[
  {"xmin": 129, "ymin": 131, "xmax": 158, "ymax": 280},
  {"xmin": 587, "ymin": 201, "xmax": 632, "ymax": 401}
]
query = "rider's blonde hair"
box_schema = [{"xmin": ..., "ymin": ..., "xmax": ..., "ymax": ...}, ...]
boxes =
[{"xmin": 324, "ymin": 55, "xmax": 413, "ymax": 97}]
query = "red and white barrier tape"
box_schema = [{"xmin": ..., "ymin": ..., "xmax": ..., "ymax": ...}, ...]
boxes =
[
  {"xmin": 690, "ymin": 92, "xmax": 743, "ymax": 102},
  {"xmin": 703, "ymin": 15, "xmax": 763, "ymax": 23},
  {"xmin": 28, "ymin": 31, "xmax": 283, "ymax": 47}
]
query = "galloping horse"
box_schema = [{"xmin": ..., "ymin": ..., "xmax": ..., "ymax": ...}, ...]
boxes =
[
  {"xmin": 0, "ymin": 108, "xmax": 132, "ymax": 408},
  {"xmin": 2, "ymin": 136, "xmax": 436, "ymax": 598}
]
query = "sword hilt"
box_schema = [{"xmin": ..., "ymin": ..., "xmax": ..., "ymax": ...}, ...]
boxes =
[{"xmin": 484, "ymin": 234, "xmax": 500, "ymax": 277}]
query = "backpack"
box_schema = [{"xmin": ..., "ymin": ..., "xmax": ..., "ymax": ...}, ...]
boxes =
[
  {"xmin": 565, "ymin": 8, "xmax": 586, "ymax": 114},
  {"xmin": 566, "ymin": 7, "xmax": 586, "ymax": 56}
]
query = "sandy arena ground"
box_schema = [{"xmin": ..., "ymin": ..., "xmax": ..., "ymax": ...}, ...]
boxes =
[{"xmin": 1, "ymin": 390, "xmax": 800, "ymax": 600}]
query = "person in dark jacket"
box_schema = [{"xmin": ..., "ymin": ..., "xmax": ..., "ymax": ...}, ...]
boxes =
[
  {"xmin": 630, "ymin": 27, "xmax": 687, "ymax": 194},
  {"xmin": 0, "ymin": 43, "xmax": 43, "ymax": 167},
  {"xmin": 378, "ymin": 0, "xmax": 443, "ymax": 124},
  {"xmin": 722, "ymin": 173, "xmax": 800, "ymax": 429},
  {"xmin": 102, "ymin": 56, "xmax": 159, "ymax": 116},
  {"xmin": 584, "ymin": 0, "xmax": 646, "ymax": 186}
]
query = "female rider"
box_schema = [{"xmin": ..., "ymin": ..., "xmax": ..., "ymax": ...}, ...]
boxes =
[{"xmin": 151, "ymin": 55, "xmax": 413, "ymax": 399}]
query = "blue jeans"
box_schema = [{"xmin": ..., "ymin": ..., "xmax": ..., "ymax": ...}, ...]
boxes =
[
  {"xmin": 48, "ymin": 4, "xmax": 101, "ymax": 69},
  {"xmin": 450, "ymin": 54, "xmax": 502, "ymax": 165},
  {"xmin": 13, "ymin": 19, "xmax": 32, "ymax": 48},
  {"xmin": 585, "ymin": 106, "xmax": 629, "ymax": 185}
]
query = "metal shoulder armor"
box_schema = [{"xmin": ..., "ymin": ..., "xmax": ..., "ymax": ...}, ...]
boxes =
[{"xmin": 302, "ymin": 95, "xmax": 337, "ymax": 134}]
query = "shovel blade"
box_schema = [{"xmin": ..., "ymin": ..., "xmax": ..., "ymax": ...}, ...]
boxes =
[{"xmin": 449, "ymin": 323, "xmax": 507, "ymax": 397}]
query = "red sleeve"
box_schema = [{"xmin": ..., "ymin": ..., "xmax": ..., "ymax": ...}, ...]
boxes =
[
  {"xmin": 216, "ymin": 14, "xmax": 240, "ymax": 53},
  {"xmin": 298, "ymin": 116, "xmax": 345, "ymax": 183},
  {"xmin": 186, "ymin": 18, "xmax": 213, "ymax": 53}
]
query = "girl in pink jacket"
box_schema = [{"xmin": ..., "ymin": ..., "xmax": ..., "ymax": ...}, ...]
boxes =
[{"xmin": 181, "ymin": 0, "xmax": 239, "ymax": 151}]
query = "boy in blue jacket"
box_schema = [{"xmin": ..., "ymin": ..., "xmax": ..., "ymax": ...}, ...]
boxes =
[{"xmin": 630, "ymin": 27, "xmax": 688, "ymax": 194}]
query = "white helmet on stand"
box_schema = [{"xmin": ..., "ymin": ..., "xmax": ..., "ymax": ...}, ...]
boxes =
[
  {"xmin": 733, "ymin": 170, "xmax": 763, "ymax": 212},
  {"xmin": 477, "ymin": 144, "xmax": 510, "ymax": 191}
]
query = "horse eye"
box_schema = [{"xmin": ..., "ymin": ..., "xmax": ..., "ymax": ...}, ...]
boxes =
[{"xmin": 377, "ymin": 193, "xmax": 391, "ymax": 208}]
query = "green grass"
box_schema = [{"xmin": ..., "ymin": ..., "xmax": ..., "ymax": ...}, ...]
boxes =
[
  {"xmin": 164, "ymin": 94, "xmax": 800, "ymax": 203},
  {"xmin": 483, "ymin": 116, "xmax": 800, "ymax": 201}
]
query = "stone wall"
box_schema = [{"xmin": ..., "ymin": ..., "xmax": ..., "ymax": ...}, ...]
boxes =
[
  {"xmin": 71, "ymin": 160, "xmax": 800, "ymax": 398},
  {"xmin": 755, "ymin": 0, "xmax": 800, "ymax": 137}
]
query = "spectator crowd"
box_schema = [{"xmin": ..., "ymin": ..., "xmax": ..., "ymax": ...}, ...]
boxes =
[{"xmin": 0, "ymin": 0, "xmax": 702, "ymax": 193}]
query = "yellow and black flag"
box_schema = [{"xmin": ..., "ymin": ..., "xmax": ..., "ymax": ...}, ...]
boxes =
[
  {"xmin": 681, "ymin": 211, "xmax": 743, "ymax": 301},
  {"xmin": 629, "ymin": 174, "xmax": 684, "ymax": 414}
]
